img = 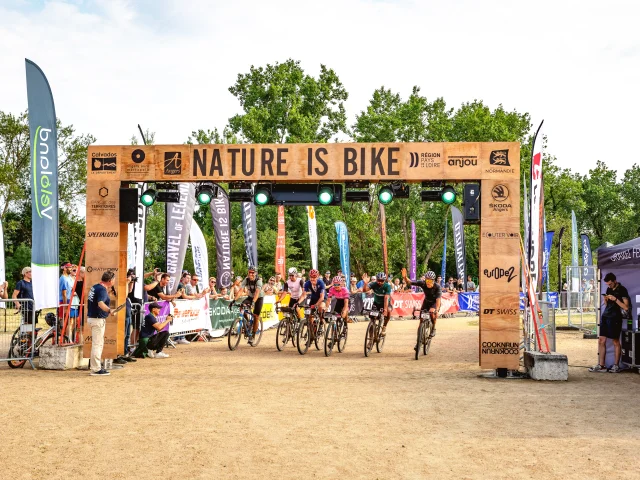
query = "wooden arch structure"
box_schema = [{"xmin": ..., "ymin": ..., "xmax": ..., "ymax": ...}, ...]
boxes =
[{"xmin": 85, "ymin": 141, "xmax": 520, "ymax": 369}]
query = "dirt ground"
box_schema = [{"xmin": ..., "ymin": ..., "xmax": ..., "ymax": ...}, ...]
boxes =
[{"xmin": 2, "ymin": 316, "xmax": 640, "ymax": 480}]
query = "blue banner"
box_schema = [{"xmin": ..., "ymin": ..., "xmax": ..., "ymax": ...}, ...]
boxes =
[
  {"xmin": 335, "ymin": 221, "xmax": 350, "ymax": 281},
  {"xmin": 440, "ymin": 217, "xmax": 447, "ymax": 287},
  {"xmin": 26, "ymin": 59, "xmax": 59, "ymax": 310},
  {"xmin": 458, "ymin": 292, "xmax": 479, "ymax": 311},
  {"xmin": 541, "ymin": 231, "xmax": 554, "ymax": 288}
]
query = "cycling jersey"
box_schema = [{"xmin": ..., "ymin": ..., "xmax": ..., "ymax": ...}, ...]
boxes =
[
  {"xmin": 327, "ymin": 286, "xmax": 350, "ymax": 299},
  {"xmin": 283, "ymin": 278, "xmax": 304, "ymax": 299},
  {"xmin": 304, "ymin": 279, "xmax": 326, "ymax": 304},
  {"xmin": 241, "ymin": 277, "xmax": 264, "ymax": 298},
  {"xmin": 368, "ymin": 281, "xmax": 392, "ymax": 307},
  {"xmin": 409, "ymin": 280, "xmax": 442, "ymax": 308}
]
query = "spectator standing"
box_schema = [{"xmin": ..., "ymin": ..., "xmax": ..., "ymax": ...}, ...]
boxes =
[
  {"xmin": 393, "ymin": 278, "xmax": 402, "ymax": 292},
  {"xmin": 87, "ymin": 271, "xmax": 117, "ymax": 376},
  {"xmin": 147, "ymin": 273, "xmax": 182, "ymax": 303},
  {"xmin": 466, "ymin": 275, "xmax": 476, "ymax": 292},
  {"xmin": 590, "ymin": 273, "xmax": 630, "ymax": 373},
  {"xmin": 437, "ymin": 275, "xmax": 444, "ymax": 288},
  {"xmin": 447, "ymin": 277, "xmax": 457, "ymax": 292},
  {"xmin": 356, "ymin": 275, "xmax": 366, "ymax": 291},
  {"xmin": 133, "ymin": 303, "xmax": 172, "ymax": 359},
  {"xmin": 0, "ymin": 280, "xmax": 8, "ymax": 300},
  {"xmin": 349, "ymin": 276, "xmax": 360, "ymax": 294},
  {"xmin": 59, "ymin": 262, "xmax": 74, "ymax": 321},
  {"xmin": 324, "ymin": 271, "xmax": 332, "ymax": 285},
  {"xmin": 13, "ymin": 267, "xmax": 35, "ymax": 324},
  {"xmin": 231, "ymin": 276, "xmax": 243, "ymax": 300},
  {"xmin": 275, "ymin": 273, "xmax": 283, "ymax": 292},
  {"xmin": 456, "ymin": 278, "xmax": 465, "ymax": 292},
  {"xmin": 183, "ymin": 275, "xmax": 208, "ymax": 300}
]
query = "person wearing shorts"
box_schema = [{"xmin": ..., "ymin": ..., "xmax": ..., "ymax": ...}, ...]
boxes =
[
  {"xmin": 327, "ymin": 276, "xmax": 350, "ymax": 321},
  {"xmin": 299, "ymin": 269, "xmax": 326, "ymax": 322},
  {"xmin": 402, "ymin": 268, "xmax": 442, "ymax": 337},
  {"xmin": 279, "ymin": 267, "xmax": 304, "ymax": 309},
  {"xmin": 240, "ymin": 266, "xmax": 263, "ymax": 344},
  {"xmin": 362, "ymin": 272, "xmax": 393, "ymax": 336},
  {"xmin": 590, "ymin": 272, "xmax": 630, "ymax": 373}
]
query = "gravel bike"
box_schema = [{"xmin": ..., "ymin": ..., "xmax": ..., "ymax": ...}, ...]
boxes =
[
  {"xmin": 363, "ymin": 305, "xmax": 386, "ymax": 357},
  {"xmin": 7, "ymin": 313, "xmax": 71, "ymax": 369},
  {"xmin": 227, "ymin": 300, "xmax": 263, "ymax": 350},
  {"xmin": 296, "ymin": 305, "xmax": 325, "ymax": 355},
  {"xmin": 414, "ymin": 308, "xmax": 435, "ymax": 360},
  {"xmin": 324, "ymin": 311, "xmax": 348, "ymax": 357},
  {"xmin": 275, "ymin": 304, "xmax": 301, "ymax": 351}
]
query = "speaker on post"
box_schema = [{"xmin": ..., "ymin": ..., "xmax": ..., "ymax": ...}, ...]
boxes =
[
  {"xmin": 119, "ymin": 188, "xmax": 138, "ymax": 223},
  {"xmin": 463, "ymin": 183, "xmax": 480, "ymax": 224}
]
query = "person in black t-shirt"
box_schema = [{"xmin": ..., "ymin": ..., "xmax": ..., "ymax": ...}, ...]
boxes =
[
  {"xmin": 590, "ymin": 272, "xmax": 630, "ymax": 373},
  {"xmin": 402, "ymin": 268, "xmax": 442, "ymax": 337},
  {"xmin": 87, "ymin": 271, "xmax": 118, "ymax": 376},
  {"xmin": 147, "ymin": 273, "xmax": 183, "ymax": 303},
  {"xmin": 133, "ymin": 303, "xmax": 172, "ymax": 359},
  {"xmin": 13, "ymin": 267, "xmax": 36, "ymax": 324}
]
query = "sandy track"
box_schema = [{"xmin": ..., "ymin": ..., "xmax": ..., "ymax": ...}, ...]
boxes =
[{"xmin": 2, "ymin": 317, "xmax": 639, "ymax": 479}]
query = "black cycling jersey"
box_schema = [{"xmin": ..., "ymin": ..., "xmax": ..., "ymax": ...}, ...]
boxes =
[{"xmin": 410, "ymin": 280, "xmax": 442, "ymax": 307}]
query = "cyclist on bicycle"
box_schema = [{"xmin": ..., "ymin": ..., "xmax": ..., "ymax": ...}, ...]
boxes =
[
  {"xmin": 298, "ymin": 269, "xmax": 326, "ymax": 321},
  {"xmin": 278, "ymin": 267, "xmax": 304, "ymax": 310},
  {"xmin": 239, "ymin": 266, "xmax": 263, "ymax": 344},
  {"xmin": 402, "ymin": 268, "xmax": 441, "ymax": 337},
  {"xmin": 326, "ymin": 276, "xmax": 350, "ymax": 321},
  {"xmin": 362, "ymin": 272, "xmax": 392, "ymax": 336}
]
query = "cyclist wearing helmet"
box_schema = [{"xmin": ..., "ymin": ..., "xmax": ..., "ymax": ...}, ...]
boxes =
[
  {"xmin": 298, "ymin": 269, "xmax": 326, "ymax": 320},
  {"xmin": 361, "ymin": 272, "xmax": 393, "ymax": 336},
  {"xmin": 240, "ymin": 266, "xmax": 263, "ymax": 344},
  {"xmin": 402, "ymin": 268, "xmax": 441, "ymax": 337},
  {"xmin": 278, "ymin": 267, "xmax": 304, "ymax": 309},
  {"xmin": 327, "ymin": 275, "xmax": 350, "ymax": 320}
]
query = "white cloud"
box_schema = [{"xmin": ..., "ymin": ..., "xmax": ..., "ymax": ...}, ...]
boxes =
[{"xmin": 0, "ymin": 0, "xmax": 638, "ymax": 176}]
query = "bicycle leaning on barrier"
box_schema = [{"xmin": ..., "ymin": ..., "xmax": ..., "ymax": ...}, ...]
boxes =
[{"xmin": 7, "ymin": 312, "xmax": 71, "ymax": 369}]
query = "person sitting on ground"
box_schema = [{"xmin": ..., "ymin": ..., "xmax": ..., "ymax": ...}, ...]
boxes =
[
  {"xmin": 589, "ymin": 272, "xmax": 630, "ymax": 373},
  {"xmin": 133, "ymin": 303, "xmax": 172, "ymax": 359},
  {"xmin": 327, "ymin": 275, "xmax": 351, "ymax": 323}
]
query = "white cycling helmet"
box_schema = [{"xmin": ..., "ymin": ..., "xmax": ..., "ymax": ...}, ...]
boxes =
[{"xmin": 288, "ymin": 267, "xmax": 298, "ymax": 275}]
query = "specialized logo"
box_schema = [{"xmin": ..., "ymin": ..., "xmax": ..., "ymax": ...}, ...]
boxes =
[
  {"xmin": 491, "ymin": 185, "xmax": 509, "ymax": 201},
  {"xmin": 99, "ymin": 187, "xmax": 109, "ymax": 198},
  {"xmin": 132, "ymin": 149, "xmax": 145, "ymax": 164},
  {"xmin": 447, "ymin": 156, "xmax": 477, "ymax": 168},
  {"xmin": 164, "ymin": 152, "xmax": 182, "ymax": 175},
  {"xmin": 410, "ymin": 152, "xmax": 441, "ymax": 168},
  {"xmin": 91, "ymin": 152, "xmax": 117, "ymax": 171},
  {"xmin": 483, "ymin": 308, "xmax": 518, "ymax": 315},
  {"xmin": 483, "ymin": 266, "xmax": 517, "ymax": 283},
  {"xmin": 489, "ymin": 150, "xmax": 510, "ymax": 166},
  {"xmin": 482, "ymin": 232, "xmax": 518, "ymax": 239},
  {"xmin": 87, "ymin": 232, "xmax": 118, "ymax": 238}
]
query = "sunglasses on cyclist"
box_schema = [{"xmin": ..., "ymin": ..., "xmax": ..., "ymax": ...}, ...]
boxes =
[
  {"xmin": 376, "ymin": 280, "xmax": 384, "ymax": 284},
  {"xmin": 333, "ymin": 283, "xmax": 341, "ymax": 287}
]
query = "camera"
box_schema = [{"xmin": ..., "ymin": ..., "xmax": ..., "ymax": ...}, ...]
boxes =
[{"xmin": 130, "ymin": 275, "xmax": 138, "ymax": 282}]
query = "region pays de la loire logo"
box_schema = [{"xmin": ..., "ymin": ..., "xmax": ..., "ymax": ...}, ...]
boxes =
[
  {"xmin": 489, "ymin": 184, "xmax": 511, "ymax": 212},
  {"xmin": 409, "ymin": 152, "xmax": 441, "ymax": 168},
  {"xmin": 483, "ymin": 266, "xmax": 517, "ymax": 283},
  {"xmin": 164, "ymin": 152, "xmax": 182, "ymax": 175},
  {"xmin": 91, "ymin": 152, "xmax": 117, "ymax": 172}
]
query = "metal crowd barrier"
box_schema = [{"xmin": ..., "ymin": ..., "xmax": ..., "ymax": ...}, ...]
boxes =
[{"xmin": 0, "ymin": 299, "xmax": 36, "ymax": 369}]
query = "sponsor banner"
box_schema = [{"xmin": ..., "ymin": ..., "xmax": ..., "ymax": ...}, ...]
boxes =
[
  {"xmin": 571, "ymin": 210, "xmax": 579, "ymax": 291},
  {"xmin": 410, "ymin": 220, "xmax": 417, "ymax": 281},
  {"xmin": 210, "ymin": 189, "xmax": 232, "ymax": 288},
  {"xmin": 541, "ymin": 231, "xmax": 554, "ymax": 288},
  {"xmin": 484, "ymin": 148, "xmax": 516, "ymax": 176},
  {"xmin": 458, "ymin": 292, "xmax": 480, "ymax": 312},
  {"xmin": 241, "ymin": 202, "xmax": 258, "ymax": 268},
  {"xmin": 528, "ymin": 120, "xmax": 544, "ymax": 293},
  {"xmin": 275, "ymin": 206, "xmax": 286, "ymax": 277},
  {"xmin": 380, "ymin": 204, "xmax": 389, "ymax": 275},
  {"xmin": 581, "ymin": 234, "xmax": 593, "ymax": 280},
  {"xmin": 144, "ymin": 298, "xmax": 210, "ymax": 334},
  {"xmin": 483, "ymin": 265, "xmax": 518, "ymax": 284},
  {"xmin": 523, "ymin": 173, "xmax": 529, "ymax": 291},
  {"xmin": 597, "ymin": 236, "xmax": 640, "ymax": 270},
  {"xmin": 441, "ymin": 217, "xmax": 447, "ymax": 284},
  {"xmin": 0, "ymin": 218, "xmax": 4, "ymax": 308},
  {"xmin": 307, "ymin": 206, "xmax": 318, "ymax": 270},
  {"xmin": 209, "ymin": 298, "xmax": 240, "ymax": 332},
  {"xmin": 26, "ymin": 60, "xmax": 59, "ymax": 310},
  {"xmin": 342, "ymin": 292, "xmax": 460, "ymax": 317},
  {"xmin": 133, "ymin": 183, "xmax": 147, "ymax": 298},
  {"xmin": 335, "ymin": 221, "xmax": 351, "ymax": 282},
  {"xmin": 451, "ymin": 206, "xmax": 466, "ymax": 289},
  {"xmin": 166, "ymin": 183, "xmax": 196, "ymax": 293},
  {"xmin": 190, "ymin": 220, "xmax": 209, "ymax": 293}
]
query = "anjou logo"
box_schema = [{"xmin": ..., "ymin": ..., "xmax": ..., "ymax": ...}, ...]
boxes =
[
  {"xmin": 164, "ymin": 152, "xmax": 182, "ymax": 175},
  {"xmin": 33, "ymin": 126, "xmax": 54, "ymax": 220},
  {"xmin": 448, "ymin": 156, "xmax": 477, "ymax": 168},
  {"xmin": 489, "ymin": 150, "xmax": 510, "ymax": 166}
]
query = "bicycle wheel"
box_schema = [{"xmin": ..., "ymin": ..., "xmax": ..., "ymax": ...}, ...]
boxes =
[
  {"xmin": 228, "ymin": 317, "xmax": 243, "ymax": 351},
  {"xmin": 376, "ymin": 320, "xmax": 386, "ymax": 353},
  {"xmin": 314, "ymin": 320, "xmax": 325, "ymax": 351},
  {"xmin": 364, "ymin": 319, "xmax": 376, "ymax": 357},
  {"xmin": 297, "ymin": 319, "xmax": 311, "ymax": 355},
  {"xmin": 7, "ymin": 329, "xmax": 29, "ymax": 369},
  {"xmin": 251, "ymin": 319, "xmax": 264, "ymax": 347},
  {"xmin": 415, "ymin": 321, "xmax": 424, "ymax": 360},
  {"xmin": 423, "ymin": 320, "xmax": 433, "ymax": 355},
  {"xmin": 324, "ymin": 322, "xmax": 335, "ymax": 357},
  {"xmin": 276, "ymin": 320, "xmax": 289, "ymax": 351},
  {"xmin": 337, "ymin": 320, "xmax": 348, "ymax": 353}
]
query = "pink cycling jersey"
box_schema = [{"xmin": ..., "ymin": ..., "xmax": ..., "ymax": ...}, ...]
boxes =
[{"xmin": 327, "ymin": 286, "xmax": 350, "ymax": 300}]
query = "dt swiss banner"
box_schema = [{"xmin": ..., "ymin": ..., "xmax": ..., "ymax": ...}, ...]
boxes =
[
  {"xmin": 275, "ymin": 206, "xmax": 286, "ymax": 277},
  {"xmin": 335, "ymin": 221, "xmax": 351, "ymax": 281},
  {"xmin": 26, "ymin": 59, "xmax": 59, "ymax": 310},
  {"xmin": 166, "ymin": 183, "xmax": 196, "ymax": 293}
]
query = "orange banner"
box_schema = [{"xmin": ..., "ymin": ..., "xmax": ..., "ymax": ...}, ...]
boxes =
[{"xmin": 275, "ymin": 205, "xmax": 286, "ymax": 277}]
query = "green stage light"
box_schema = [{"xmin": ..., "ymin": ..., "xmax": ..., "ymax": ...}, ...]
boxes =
[
  {"xmin": 140, "ymin": 189, "xmax": 156, "ymax": 207},
  {"xmin": 254, "ymin": 188, "xmax": 271, "ymax": 206},
  {"xmin": 196, "ymin": 185, "xmax": 215, "ymax": 206},
  {"xmin": 318, "ymin": 186, "xmax": 334, "ymax": 206},
  {"xmin": 378, "ymin": 186, "xmax": 393, "ymax": 205},
  {"xmin": 441, "ymin": 186, "xmax": 457, "ymax": 205}
]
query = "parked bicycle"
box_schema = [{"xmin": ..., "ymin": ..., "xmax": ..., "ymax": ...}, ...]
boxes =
[
  {"xmin": 275, "ymin": 304, "xmax": 300, "ymax": 351},
  {"xmin": 324, "ymin": 311, "xmax": 348, "ymax": 357},
  {"xmin": 363, "ymin": 305, "xmax": 386, "ymax": 357},
  {"xmin": 413, "ymin": 308, "xmax": 435, "ymax": 360},
  {"xmin": 227, "ymin": 299, "xmax": 263, "ymax": 350},
  {"xmin": 297, "ymin": 305, "xmax": 325, "ymax": 355},
  {"xmin": 7, "ymin": 312, "xmax": 71, "ymax": 369}
]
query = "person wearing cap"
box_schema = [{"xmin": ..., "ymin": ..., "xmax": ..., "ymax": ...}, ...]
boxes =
[
  {"xmin": 59, "ymin": 262, "xmax": 74, "ymax": 321},
  {"xmin": 133, "ymin": 302, "xmax": 172, "ymax": 359},
  {"xmin": 87, "ymin": 271, "xmax": 118, "ymax": 376},
  {"xmin": 13, "ymin": 267, "xmax": 35, "ymax": 324},
  {"xmin": 324, "ymin": 271, "xmax": 332, "ymax": 284},
  {"xmin": 349, "ymin": 276, "xmax": 361, "ymax": 294}
]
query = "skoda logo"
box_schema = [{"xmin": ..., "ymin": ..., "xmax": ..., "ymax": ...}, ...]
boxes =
[{"xmin": 491, "ymin": 185, "xmax": 509, "ymax": 202}]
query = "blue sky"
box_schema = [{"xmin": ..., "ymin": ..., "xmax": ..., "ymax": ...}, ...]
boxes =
[{"xmin": 1, "ymin": 0, "xmax": 638, "ymax": 177}]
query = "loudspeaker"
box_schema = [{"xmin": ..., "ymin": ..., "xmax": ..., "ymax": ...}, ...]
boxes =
[
  {"xmin": 119, "ymin": 188, "xmax": 138, "ymax": 223},
  {"xmin": 463, "ymin": 183, "xmax": 480, "ymax": 223}
]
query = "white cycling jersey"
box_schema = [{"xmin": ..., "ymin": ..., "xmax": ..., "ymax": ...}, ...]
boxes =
[{"xmin": 284, "ymin": 278, "xmax": 304, "ymax": 299}]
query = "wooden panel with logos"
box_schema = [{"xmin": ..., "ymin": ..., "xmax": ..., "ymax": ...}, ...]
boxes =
[{"xmin": 86, "ymin": 141, "xmax": 521, "ymax": 369}]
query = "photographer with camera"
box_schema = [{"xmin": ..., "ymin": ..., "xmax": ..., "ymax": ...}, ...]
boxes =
[{"xmin": 133, "ymin": 302, "xmax": 172, "ymax": 359}]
